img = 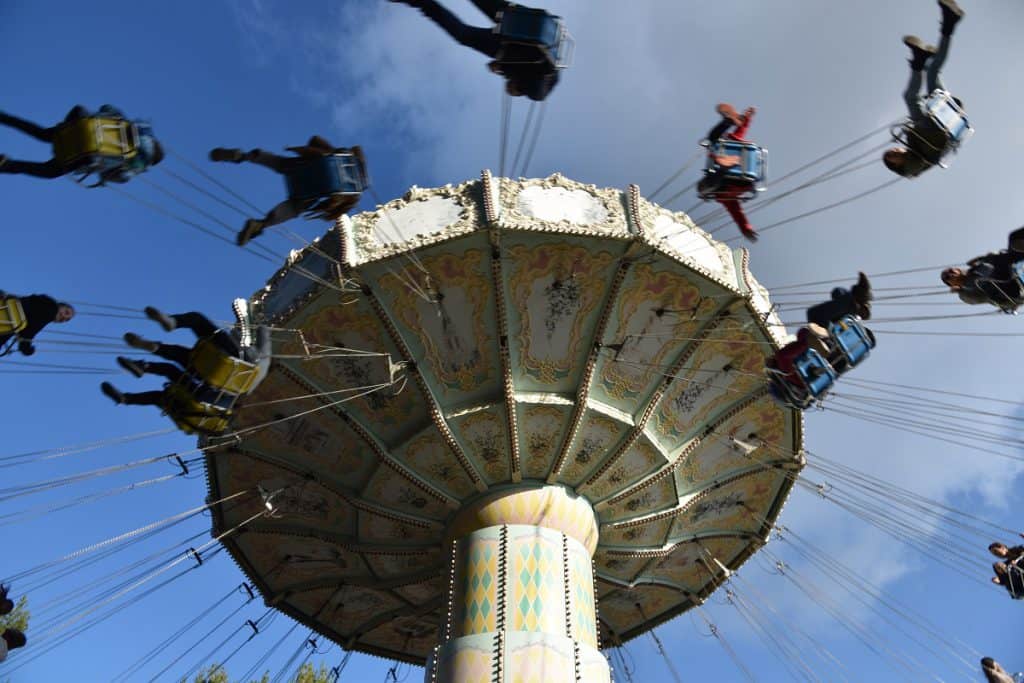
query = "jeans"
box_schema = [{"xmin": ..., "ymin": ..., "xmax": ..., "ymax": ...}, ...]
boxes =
[{"xmin": 903, "ymin": 32, "xmax": 951, "ymax": 121}]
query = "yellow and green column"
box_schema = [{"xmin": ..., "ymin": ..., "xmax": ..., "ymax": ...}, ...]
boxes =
[{"xmin": 427, "ymin": 486, "xmax": 610, "ymax": 683}]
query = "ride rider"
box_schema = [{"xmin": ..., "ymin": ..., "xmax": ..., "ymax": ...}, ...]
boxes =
[
  {"xmin": 941, "ymin": 228, "xmax": 1024, "ymax": 309},
  {"xmin": 883, "ymin": 0, "xmax": 965, "ymax": 178},
  {"xmin": 0, "ymin": 104, "xmax": 163, "ymax": 182},
  {"xmin": 0, "ymin": 293, "xmax": 75, "ymax": 357},
  {"xmin": 100, "ymin": 304, "xmax": 271, "ymax": 435},
  {"xmin": 698, "ymin": 104, "xmax": 760, "ymax": 243},
  {"xmin": 209, "ymin": 135, "xmax": 365, "ymax": 246},
  {"xmin": 388, "ymin": 0, "xmax": 564, "ymax": 102}
]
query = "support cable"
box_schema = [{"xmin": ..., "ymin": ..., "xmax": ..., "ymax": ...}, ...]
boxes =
[{"xmin": 634, "ymin": 603, "xmax": 684, "ymax": 683}]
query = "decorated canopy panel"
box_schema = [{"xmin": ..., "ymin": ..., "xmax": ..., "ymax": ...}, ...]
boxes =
[{"xmin": 206, "ymin": 173, "xmax": 803, "ymax": 661}]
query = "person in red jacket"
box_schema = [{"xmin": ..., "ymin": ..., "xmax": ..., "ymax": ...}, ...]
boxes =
[{"xmin": 699, "ymin": 103, "xmax": 759, "ymax": 242}]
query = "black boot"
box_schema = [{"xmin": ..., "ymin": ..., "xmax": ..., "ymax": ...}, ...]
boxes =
[
  {"xmin": 237, "ymin": 219, "xmax": 265, "ymax": 247},
  {"xmin": 209, "ymin": 147, "xmax": 245, "ymax": 163},
  {"xmin": 903, "ymin": 35, "xmax": 936, "ymax": 70},
  {"xmin": 117, "ymin": 356, "xmax": 146, "ymax": 378},
  {"xmin": 939, "ymin": 0, "xmax": 964, "ymax": 36},
  {"xmin": 101, "ymin": 382, "xmax": 126, "ymax": 405},
  {"xmin": 124, "ymin": 332, "xmax": 160, "ymax": 353},
  {"xmin": 144, "ymin": 306, "xmax": 176, "ymax": 332}
]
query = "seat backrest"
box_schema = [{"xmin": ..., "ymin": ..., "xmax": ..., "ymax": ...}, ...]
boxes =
[
  {"xmin": 165, "ymin": 383, "xmax": 233, "ymax": 435},
  {"xmin": 53, "ymin": 117, "xmax": 137, "ymax": 166},
  {"xmin": 706, "ymin": 140, "xmax": 767, "ymax": 184},
  {"xmin": 794, "ymin": 349, "xmax": 837, "ymax": 397},
  {"xmin": 496, "ymin": 7, "xmax": 572, "ymax": 67},
  {"xmin": 188, "ymin": 338, "xmax": 261, "ymax": 396},
  {"xmin": 0, "ymin": 297, "xmax": 27, "ymax": 336},
  {"xmin": 498, "ymin": 7, "xmax": 561, "ymax": 48},
  {"xmin": 924, "ymin": 89, "xmax": 973, "ymax": 145},
  {"xmin": 829, "ymin": 316, "xmax": 874, "ymax": 368},
  {"xmin": 286, "ymin": 154, "xmax": 367, "ymax": 201},
  {"xmin": 1013, "ymin": 261, "xmax": 1024, "ymax": 288}
]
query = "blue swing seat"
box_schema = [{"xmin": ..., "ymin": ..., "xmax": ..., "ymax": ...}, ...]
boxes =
[
  {"xmin": 768, "ymin": 348, "xmax": 837, "ymax": 410},
  {"xmin": 698, "ymin": 139, "xmax": 768, "ymax": 201},
  {"xmin": 1012, "ymin": 261, "xmax": 1024, "ymax": 289},
  {"xmin": 795, "ymin": 349, "xmax": 837, "ymax": 398},
  {"xmin": 828, "ymin": 315, "xmax": 875, "ymax": 369},
  {"xmin": 495, "ymin": 6, "xmax": 574, "ymax": 68},
  {"xmin": 890, "ymin": 89, "xmax": 972, "ymax": 171},
  {"xmin": 923, "ymin": 89, "xmax": 972, "ymax": 148},
  {"xmin": 285, "ymin": 153, "xmax": 368, "ymax": 202}
]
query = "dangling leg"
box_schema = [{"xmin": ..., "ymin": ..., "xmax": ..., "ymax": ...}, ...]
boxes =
[
  {"xmin": 901, "ymin": 37, "xmax": 934, "ymax": 121},
  {"xmin": 927, "ymin": 0, "xmax": 964, "ymax": 93},
  {"xmin": 0, "ymin": 111, "xmax": 58, "ymax": 142},
  {"xmin": 393, "ymin": 0, "xmax": 502, "ymax": 58},
  {"xmin": 144, "ymin": 309, "xmax": 241, "ymax": 357},
  {"xmin": 728, "ymin": 106, "xmax": 756, "ymax": 142},
  {"xmin": 151, "ymin": 343, "xmax": 192, "ymax": 367},
  {"xmin": 467, "ymin": 0, "xmax": 512, "ymax": 21},
  {"xmin": 237, "ymin": 199, "xmax": 304, "ymax": 246},
  {"xmin": 100, "ymin": 382, "xmax": 165, "ymax": 406},
  {"xmin": 118, "ymin": 357, "xmax": 185, "ymax": 382},
  {"xmin": 146, "ymin": 310, "xmax": 218, "ymax": 337},
  {"xmin": 718, "ymin": 196, "xmax": 758, "ymax": 242},
  {"xmin": 243, "ymin": 149, "xmax": 295, "ymax": 173},
  {"xmin": 0, "ymin": 158, "xmax": 65, "ymax": 178}
]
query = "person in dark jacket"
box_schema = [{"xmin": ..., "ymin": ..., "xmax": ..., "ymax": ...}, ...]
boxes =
[
  {"xmin": 0, "ymin": 105, "xmax": 162, "ymax": 182},
  {"xmin": 990, "ymin": 533, "xmax": 1024, "ymax": 598},
  {"xmin": 388, "ymin": 0, "xmax": 563, "ymax": 101},
  {"xmin": 805, "ymin": 273, "xmax": 873, "ymax": 329},
  {"xmin": 883, "ymin": 0, "xmax": 965, "ymax": 178},
  {"xmin": 941, "ymin": 227, "xmax": 1024, "ymax": 308},
  {"xmin": 0, "ymin": 294, "xmax": 75, "ymax": 356},
  {"xmin": 209, "ymin": 136, "xmax": 365, "ymax": 246}
]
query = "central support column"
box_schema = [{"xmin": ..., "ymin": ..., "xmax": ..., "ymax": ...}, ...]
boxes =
[{"xmin": 426, "ymin": 486, "xmax": 610, "ymax": 683}]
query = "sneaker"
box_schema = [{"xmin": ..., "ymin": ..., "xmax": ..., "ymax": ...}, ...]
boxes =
[
  {"xmin": 117, "ymin": 356, "xmax": 146, "ymax": 378},
  {"xmin": 237, "ymin": 219, "xmax": 264, "ymax": 247},
  {"xmin": 144, "ymin": 306, "xmax": 176, "ymax": 332},
  {"xmin": 209, "ymin": 147, "xmax": 245, "ymax": 163},
  {"xmin": 123, "ymin": 332, "xmax": 159, "ymax": 353},
  {"xmin": 716, "ymin": 103, "xmax": 742, "ymax": 127},
  {"xmin": 101, "ymin": 382, "xmax": 125, "ymax": 405},
  {"xmin": 903, "ymin": 35, "xmax": 936, "ymax": 70}
]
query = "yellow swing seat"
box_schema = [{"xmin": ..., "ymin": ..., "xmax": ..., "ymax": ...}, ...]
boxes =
[
  {"xmin": 164, "ymin": 383, "xmax": 234, "ymax": 436},
  {"xmin": 188, "ymin": 338, "xmax": 262, "ymax": 396},
  {"xmin": 0, "ymin": 297, "xmax": 27, "ymax": 336},
  {"xmin": 52, "ymin": 117, "xmax": 139, "ymax": 168}
]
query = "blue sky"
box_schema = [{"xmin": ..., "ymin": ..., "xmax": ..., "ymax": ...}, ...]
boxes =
[{"xmin": 1, "ymin": 0, "xmax": 1022, "ymax": 681}]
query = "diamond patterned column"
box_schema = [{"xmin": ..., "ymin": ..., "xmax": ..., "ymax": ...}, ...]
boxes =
[{"xmin": 428, "ymin": 486, "xmax": 609, "ymax": 683}]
